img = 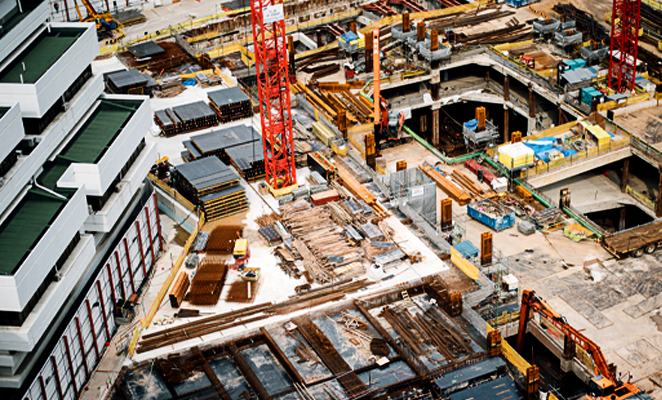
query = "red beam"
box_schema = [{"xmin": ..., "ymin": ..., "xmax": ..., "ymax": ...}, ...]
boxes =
[
  {"xmin": 50, "ymin": 356, "xmax": 64, "ymax": 400},
  {"xmin": 63, "ymin": 336, "xmax": 79, "ymax": 398},
  {"xmin": 135, "ymin": 221, "xmax": 147, "ymax": 277},
  {"xmin": 144, "ymin": 207, "xmax": 156, "ymax": 264},
  {"xmin": 62, "ymin": 0, "xmax": 70, "ymax": 21},
  {"xmin": 123, "ymin": 238, "xmax": 136, "ymax": 294},
  {"xmin": 114, "ymin": 251, "xmax": 126, "ymax": 299},
  {"xmin": 75, "ymin": 317, "xmax": 90, "ymax": 379},
  {"xmin": 85, "ymin": 300, "xmax": 100, "ymax": 360},
  {"xmin": 106, "ymin": 264, "xmax": 117, "ymax": 312},
  {"xmin": 153, "ymin": 194, "xmax": 164, "ymax": 251},
  {"xmin": 96, "ymin": 281, "xmax": 111, "ymax": 341},
  {"xmin": 39, "ymin": 376, "xmax": 47, "ymax": 400}
]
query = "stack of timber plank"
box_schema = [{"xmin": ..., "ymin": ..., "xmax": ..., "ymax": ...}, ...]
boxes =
[
  {"xmin": 419, "ymin": 164, "xmax": 472, "ymax": 205},
  {"xmin": 172, "ymin": 157, "xmax": 248, "ymax": 221},
  {"xmin": 154, "ymin": 101, "xmax": 218, "ymax": 136},
  {"xmin": 181, "ymin": 125, "xmax": 265, "ymax": 181},
  {"xmin": 208, "ymin": 87, "xmax": 253, "ymax": 123}
]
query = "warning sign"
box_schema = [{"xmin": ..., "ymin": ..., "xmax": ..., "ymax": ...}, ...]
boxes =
[{"xmin": 263, "ymin": 4, "xmax": 284, "ymax": 25}]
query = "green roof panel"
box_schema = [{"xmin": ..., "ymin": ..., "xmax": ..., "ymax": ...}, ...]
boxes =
[
  {"xmin": 59, "ymin": 99, "xmax": 141, "ymax": 164},
  {"xmin": 0, "ymin": 27, "xmax": 85, "ymax": 84},
  {"xmin": 0, "ymin": 189, "xmax": 68, "ymax": 276}
]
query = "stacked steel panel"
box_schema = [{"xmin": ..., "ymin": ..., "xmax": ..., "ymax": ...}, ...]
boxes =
[
  {"xmin": 208, "ymin": 87, "xmax": 253, "ymax": 123},
  {"xmin": 181, "ymin": 125, "xmax": 265, "ymax": 181},
  {"xmin": 154, "ymin": 101, "xmax": 219, "ymax": 137},
  {"xmin": 172, "ymin": 157, "xmax": 248, "ymax": 221}
]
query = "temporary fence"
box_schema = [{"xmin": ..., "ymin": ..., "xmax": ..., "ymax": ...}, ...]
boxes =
[
  {"xmin": 486, "ymin": 324, "xmax": 531, "ymax": 374},
  {"xmin": 520, "ymin": 138, "xmax": 630, "ymax": 178},
  {"xmin": 141, "ymin": 211, "xmax": 205, "ymax": 328},
  {"xmin": 148, "ymin": 173, "xmax": 197, "ymax": 213}
]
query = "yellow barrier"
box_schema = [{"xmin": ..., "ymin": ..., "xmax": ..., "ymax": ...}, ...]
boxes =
[
  {"xmin": 626, "ymin": 185, "xmax": 657, "ymax": 211},
  {"xmin": 450, "ymin": 247, "xmax": 478, "ymax": 280},
  {"xmin": 597, "ymin": 92, "xmax": 652, "ymax": 112},
  {"xmin": 140, "ymin": 212, "xmax": 205, "ymax": 328},
  {"xmin": 148, "ymin": 173, "xmax": 197, "ymax": 213},
  {"xmin": 487, "ymin": 323, "xmax": 531, "ymax": 374},
  {"xmin": 493, "ymin": 39, "xmax": 534, "ymax": 51},
  {"xmin": 128, "ymin": 325, "xmax": 141, "ymax": 358}
]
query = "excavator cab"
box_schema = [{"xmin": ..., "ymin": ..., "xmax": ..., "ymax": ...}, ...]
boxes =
[{"xmin": 589, "ymin": 376, "xmax": 616, "ymax": 398}]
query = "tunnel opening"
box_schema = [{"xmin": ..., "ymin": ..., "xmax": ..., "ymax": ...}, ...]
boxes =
[{"xmin": 585, "ymin": 204, "xmax": 654, "ymax": 233}]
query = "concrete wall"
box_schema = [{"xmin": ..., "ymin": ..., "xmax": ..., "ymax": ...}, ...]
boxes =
[
  {"xmin": 0, "ymin": 185, "xmax": 88, "ymax": 313},
  {"xmin": 1, "ymin": 184, "xmax": 162, "ymax": 389},
  {"xmin": 154, "ymin": 185, "xmax": 198, "ymax": 233},
  {"xmin": 0, "ymin": 102, "xmax": 24, "ymax": 163},
  {"xmin": 0, "ymin": 74, "xmax": 103, "ymax": 214},
  {"xmin": 84, "ymin": 143, "xmax": 157, "ymax": 232},
  {"xmin": 0, "ymin": 1, "xmax": 49, "ymax": 62},
  {"xmin": 0, "ymin": 22, "xmax": 98, "ymax": 118}
]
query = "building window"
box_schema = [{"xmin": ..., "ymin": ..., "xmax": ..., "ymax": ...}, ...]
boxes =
[
  {"xmin": 87, "ymin": 139, "xmax": 146, "ymax": 212},
  {"xmin": 21, "ymin": 66, "xmax": 93, "ymax": 135}
]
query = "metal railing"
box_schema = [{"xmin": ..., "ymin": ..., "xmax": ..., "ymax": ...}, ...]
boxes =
[{"xmin": 521, "ymin": 138, "xmax": 630, "ymax": 178}]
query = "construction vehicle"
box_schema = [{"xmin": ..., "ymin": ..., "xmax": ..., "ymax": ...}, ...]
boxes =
[
  {"xmin": 522, "ymin": 55, "xmax": 535, "ymax": 69},
  {"xmin": 73, "ymin": 0, "xmax": 124, "ymax": 40},
  {"xmin": 371, "ymin": 28, "xmax": 410, "ymax": 156},
  {"xmin": 227, "ymin": 236, "xmax": 260, "ymax": 281},
  {"xmin": 517, "ymin": 290, "xmax": 647, "ymax": 400},
  {"xmin": 602, "ymin": 219, "xmax": 662, "ymax": 258}
]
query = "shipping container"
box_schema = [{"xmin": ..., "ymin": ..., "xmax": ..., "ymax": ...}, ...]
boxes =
[{"xmin": 467, "ymin": 199, "xmax": 516, "ymax": 231}]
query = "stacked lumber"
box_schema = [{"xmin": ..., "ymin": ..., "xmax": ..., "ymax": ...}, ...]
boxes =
[
  {"xmin": 312, "ymin": 122, "xmax": 337, "ymax": 146},
  {"xmin": 169, "ymin": 272, "xmax": 190, "ymax": 308},
  {"xmin": 335, "ymin": 164, "xmax": 389, "ymax": 218},
  {"xmin": 419, "ymin": 164, "xmax": 472, "ymax": 205},
  {"xmin": 310, "ymin": 189, "xmax": 340, "ymax": 206},
  {"xmin": 188, "ymin": 256, "xmax": 227, "ymax": 305},
  {"xmin": 208, "ymin": 87, "xmax": 253, "ymax": 123},
  {"xmin": 154, "ymin": 101, "xmax": 219, "ymax": 137},
  {"xmin": 280, "ymin": 200, "xmax": 363, "ymax": 283},
  {"xmin": 172, "ymin": 157, "xmax": 248, "ymax": 221}
]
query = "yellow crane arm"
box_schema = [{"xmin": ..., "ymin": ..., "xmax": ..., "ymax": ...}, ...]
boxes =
[{"xmin": 73, "ymin": 0, "xmax": 84, "ymax": 22}]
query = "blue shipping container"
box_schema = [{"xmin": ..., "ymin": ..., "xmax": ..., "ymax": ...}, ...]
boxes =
[{"xmin": 467, "ymin": 200, "xmax": 516, "ymax": 231}]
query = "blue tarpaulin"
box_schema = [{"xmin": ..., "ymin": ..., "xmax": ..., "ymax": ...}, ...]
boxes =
[
  {"xmin": 563, "ymin": 149, "xmax": 577, "ymax": 157},
  {"xmin": 464, "ymin": 119, "xmax": 478, "ymax": 131},
  {"xmin": 339, "ymin": 31, "xmax": 359, "ymax": 42},
  {"xmin": 182, "ymin": 78, "xmax": 197, "ymax": 86}
]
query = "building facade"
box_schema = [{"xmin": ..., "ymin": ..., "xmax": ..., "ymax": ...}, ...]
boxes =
[{"xmin": 0, "ymin": 0, "xmax": 161, "ymax": 398}]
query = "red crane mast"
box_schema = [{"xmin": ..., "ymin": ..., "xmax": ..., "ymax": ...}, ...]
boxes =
[
  {"xmin": 608, "ymin": 0, "xmax": 641, "ymax": 93},
  {"xmin": 250, "ymin": 0, "xmax": 297, "ymax": 193}
]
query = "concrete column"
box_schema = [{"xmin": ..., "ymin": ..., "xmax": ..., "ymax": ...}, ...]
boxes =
[
  {"xmin": 619, "ymin": 207, "xmax": 627, "ymax": 231},
  {"xmin": 528, "ymin": 83, "xmax": 535, "ymax": 118},
  {"xmin": 432, "ymin": 108, "xmax": 440, "ymax": 147},
  {"xmin": 431, "ymin": 71, "xmax": 440, "ymax": 101},
  {"xmin": 621, "ymin": 158, "xmax": 629, "ymax": 193},
  {"xmin": 657, "ymin": 170, "xmax": 662, "ymax": 218},
  {"xmin": 287, "ymin": 35, "xmax": 296, "ymax": 81},
  {"xmin": 485, "ymin": 69, "xmax": 490, "ymax": 82},
  {"xmin": 316, "ymin": 31, "xmax": 323, "ymax": 47},
  {"xmin": 365, "ymin": 31, "xmax": 373, "ymax": 74},
  {"xmin": 503, "ymin": 106, "xmax": 510, "ymax": 143},
  {"xmin": 557, "ymin": 103, "xmax": 563, "ymax": 125},
  {"xmin": 504, "ymin": 75, "xmax": 510, "ymax": 102}
]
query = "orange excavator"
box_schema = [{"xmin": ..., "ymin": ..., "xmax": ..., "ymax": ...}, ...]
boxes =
[{"xmin": 517, "ymin": 290, "xmax": 647, "ymax": 400}]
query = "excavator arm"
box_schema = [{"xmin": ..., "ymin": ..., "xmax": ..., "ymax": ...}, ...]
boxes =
[{"xmin": 517, "ymin": 290, "xmax": 614, "ymax": 381}]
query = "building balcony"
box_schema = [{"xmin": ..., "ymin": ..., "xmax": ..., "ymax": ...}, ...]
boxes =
[
  {"xmin": 0, "ymin": 22, "xmax": 98, "ymax": 118},
  {"xmin": 0, "ymin": 103, "xmax": 24, "ymax": 167},
  {"xmin": 0, "ymin": 234, "xmax": 94, "ymax": 356},
  {"xmin": 0, "ymin": 1, "xmax": 49, "ymax": 63},
  {"xmin": 52, "ymin": 96, "xmax": 151, "ymax": 197},
  {"xmin": 0, "ymin": 185, "xmax": 88, "ymax": 313},
  {"xmin": 85, "ymin": 143, "xmax": 157, "ymax": 232},
  {"xmin": 0, "ymin": 73, "xmax": 103, "ymax": 213}
]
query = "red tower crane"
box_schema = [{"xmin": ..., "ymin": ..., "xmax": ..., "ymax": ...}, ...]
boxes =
[
  {"xmin": 607, "ymin": 0, "xmax": 641, "ymax": 93},
  {"xmin": 250, "ymin": 0, "xmax": 297, "ymax": 194}
]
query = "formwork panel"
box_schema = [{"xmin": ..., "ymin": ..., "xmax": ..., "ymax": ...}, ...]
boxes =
[
  {"xmin": 240, "ymin": 344, "xmax": 295, "ymax": 395},
  {"xmin": 208, "ymin": 356, "xmax": 256, "ymax": 400}
]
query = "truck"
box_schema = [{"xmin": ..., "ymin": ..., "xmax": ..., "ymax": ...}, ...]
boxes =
[{"xmin": 602, "ymin": 219, "xmax": 662, "ymax": 258}]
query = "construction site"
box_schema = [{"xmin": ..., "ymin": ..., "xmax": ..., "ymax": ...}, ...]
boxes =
[{"xmin": 18, "ymin": 0, "xmax": 662, "ymax": 398}]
